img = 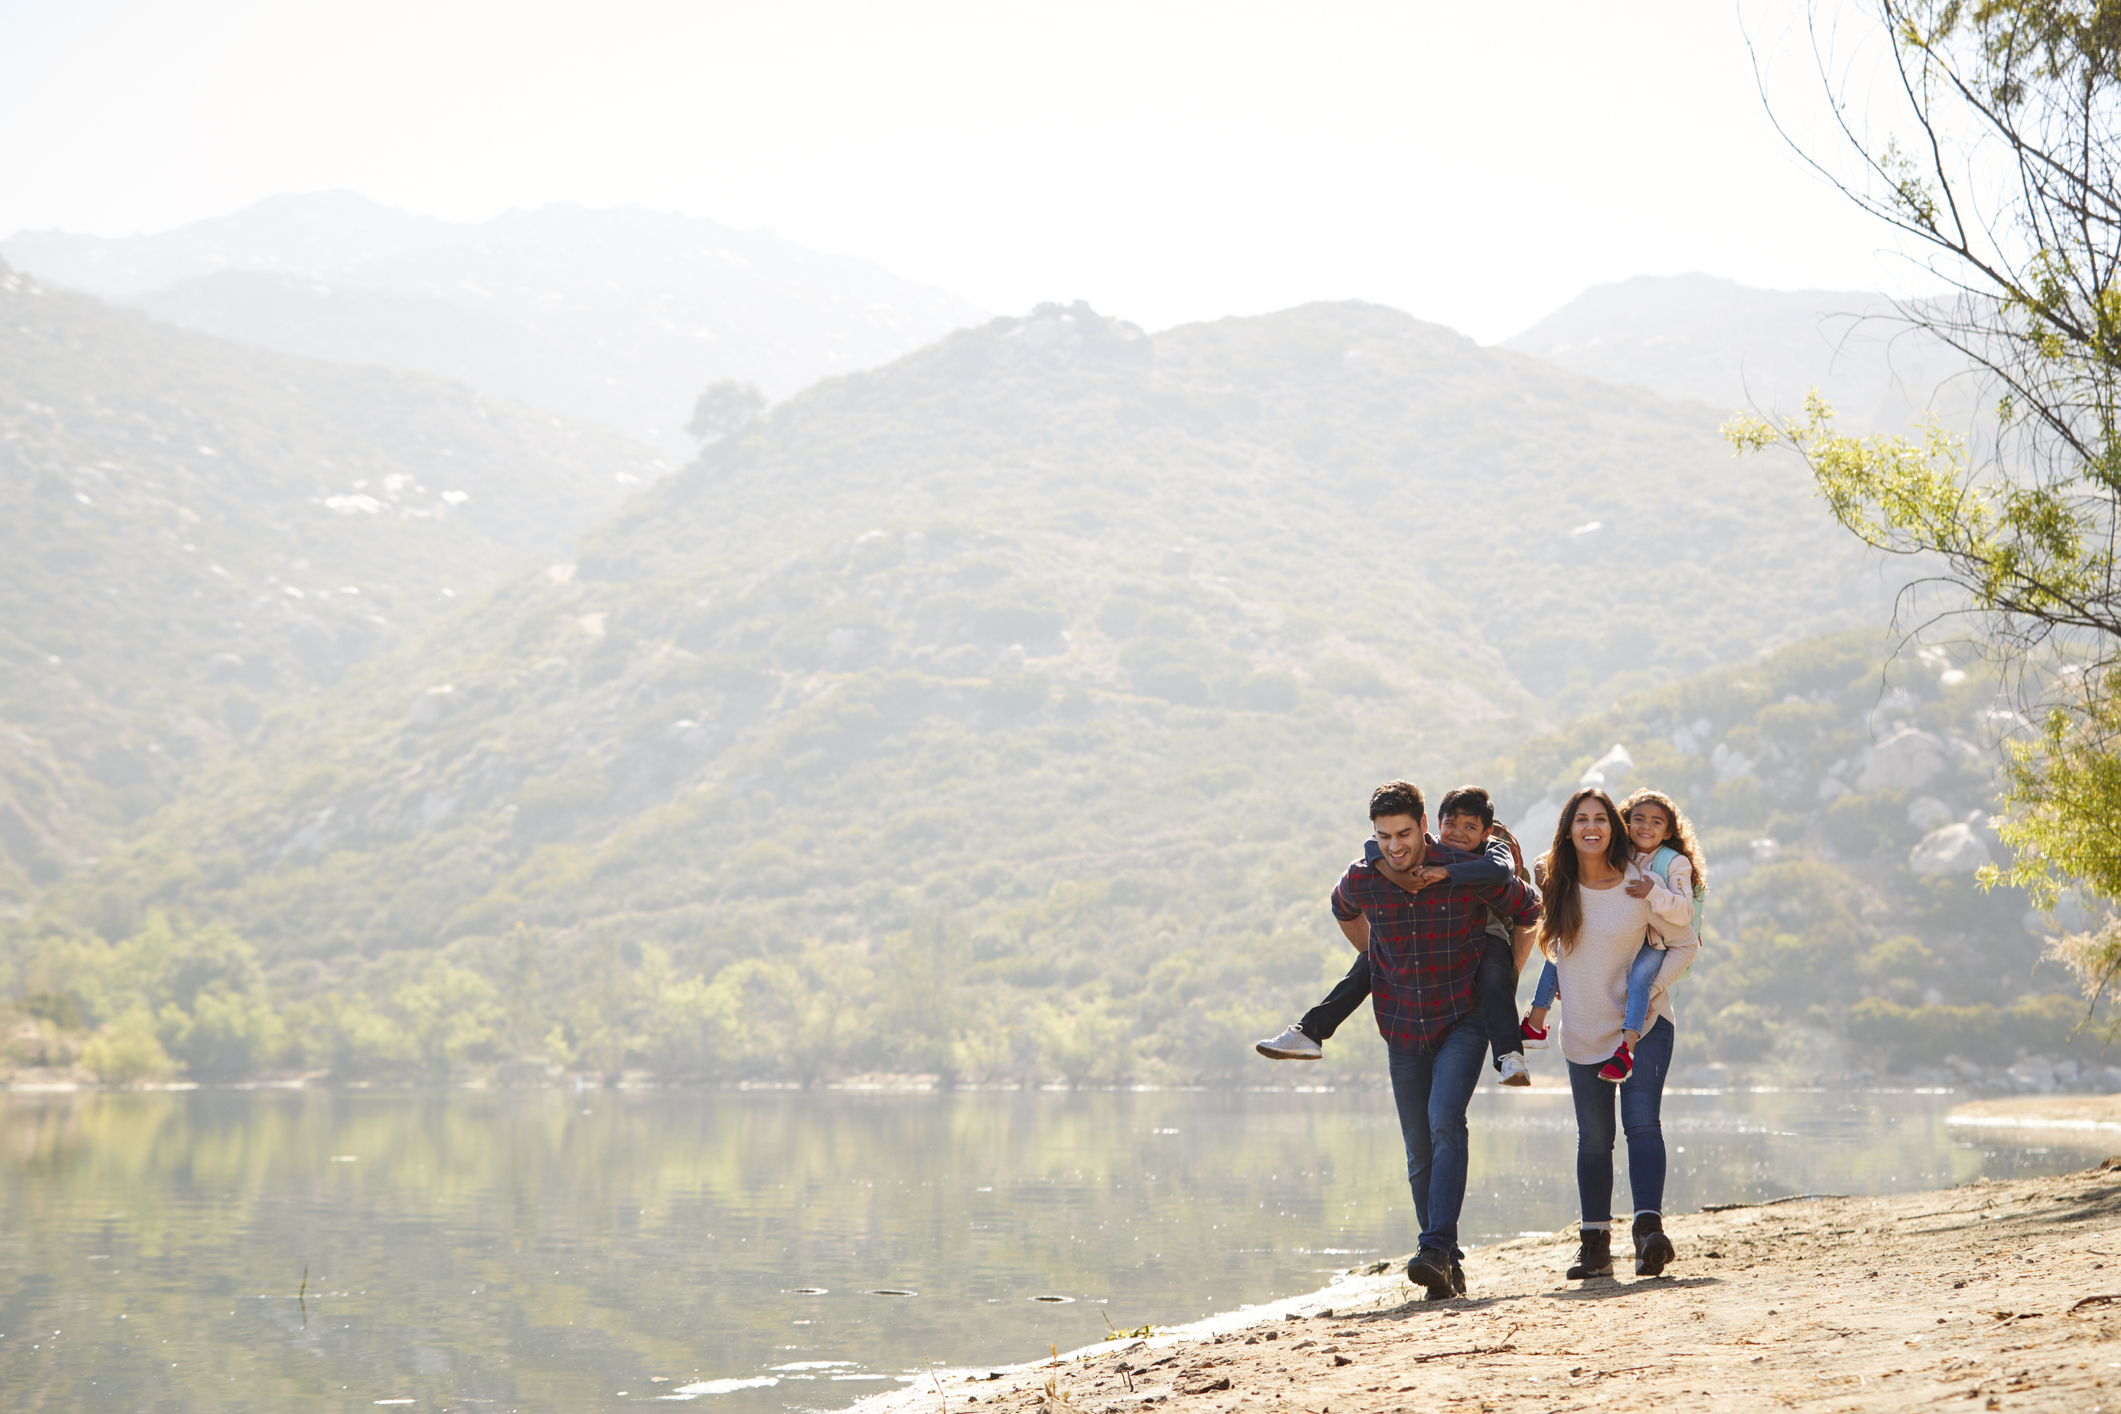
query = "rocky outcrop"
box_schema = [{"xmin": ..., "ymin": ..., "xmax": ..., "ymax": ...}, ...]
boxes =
[
  {"xmin": 1857, "ymin": 726, "xmax": 1947, "ymax": 792},
  {"xmin": 1908, "ymin": 821, "xmax": 1991, "ymax": 875}
]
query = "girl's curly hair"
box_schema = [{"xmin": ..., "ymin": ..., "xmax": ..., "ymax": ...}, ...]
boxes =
[{"xmin": 1617, "ymin": 788, "xmax": 1709, "ymax": 899}]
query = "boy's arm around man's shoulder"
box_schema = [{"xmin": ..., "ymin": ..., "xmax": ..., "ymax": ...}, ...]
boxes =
[{"xmin": 1442, "ymin": 834, "xmax": 1516, "ymax": 886}]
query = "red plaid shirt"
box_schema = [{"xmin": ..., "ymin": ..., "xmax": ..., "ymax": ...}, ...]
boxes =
[{"xmin": 1330, "ymin": 837, "xmax": 1543, "ymax": 1051}]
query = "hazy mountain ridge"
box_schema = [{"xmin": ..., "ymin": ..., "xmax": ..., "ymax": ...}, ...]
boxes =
[
  {"xmin": 2, "ymin": 193, "xmax": 990, "ymax": 455},
  {"xmin": 5, "ymin": 297, "xmax": 1929, "ymax": 1085},
  {"xmin": 0, "ymin": 261, "xmax": 662, "ymax": 913},
  {"xmin": 1502, "ymin": 273, "xmax": 1984, "ymax": 433}
]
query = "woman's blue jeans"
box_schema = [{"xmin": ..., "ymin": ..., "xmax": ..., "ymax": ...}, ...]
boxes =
[
  {"xmin": 1566, "ymin": 1015, "xmax": 1673, "ymax": 1223},
  {"xmin": 1386, "ymin": 1009, "xmax": 1489, "ymax": 1259}
]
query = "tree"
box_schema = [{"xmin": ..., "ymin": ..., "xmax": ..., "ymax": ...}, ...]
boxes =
[
  {"xmin": 1726, "ymin": 1, "xmax": 2121, "ymax": 1024},
  {"xmin": 685, "ymin": 379, "xmax": 766, "ymax": 443}
]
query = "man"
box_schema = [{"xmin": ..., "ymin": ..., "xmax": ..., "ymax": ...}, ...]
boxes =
[
  {"xmin": 1321, "ymin": 780, "xmax": 1542, "ymax": 1300},
  {"xmin": 1257, "ymin": 786, "xmax": 1538, "ymax": 1086}
]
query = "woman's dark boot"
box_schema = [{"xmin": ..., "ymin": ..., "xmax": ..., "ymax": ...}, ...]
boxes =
[
  {"xmin": 1566, "ymin": 1226, "xmax": 1612, "ymax": 1279},
  {"xmin": 1633, "ymin": 1213, "xmax": 1675, "ymax": 1277}
]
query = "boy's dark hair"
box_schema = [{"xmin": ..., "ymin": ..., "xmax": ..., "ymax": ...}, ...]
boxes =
[
  {"xmin": 1437, "ymin": 785, "xmax": 1494, "ymax": 827},
  {"xmin": 1368, "ymin": 779, "xmax": 1426, "ymax": 821}
]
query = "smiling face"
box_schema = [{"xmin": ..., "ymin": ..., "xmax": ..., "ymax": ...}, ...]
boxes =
[
  {"xmin": 1438, "ymin": 812, "xmax": 1490, "ymax": 854},
  {"xmin": 1371, "ymin": 812, "xmax": 1426, "ymax": 873},
  {"xmin": 1569, "ymin": 796, "xmax": 1616, "ymax": 860},
  {"xmin": 1626, "ymin": 801, "xmax": 1673, "ymax": 854}
]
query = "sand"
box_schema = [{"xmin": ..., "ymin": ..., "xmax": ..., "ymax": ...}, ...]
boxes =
[
  {"xmin": 856, "ymin": 1158, "xmax": 2121, "ymax": 1414},
  {"xmin": 1947, "ymin": 1094, "xmax": 2121, "ymax": 1138}
]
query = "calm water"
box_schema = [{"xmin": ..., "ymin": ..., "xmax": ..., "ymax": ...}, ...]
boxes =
[{"xmin": 0, "ymin": 1085, "xmax": 2091, "ymax": 1413}]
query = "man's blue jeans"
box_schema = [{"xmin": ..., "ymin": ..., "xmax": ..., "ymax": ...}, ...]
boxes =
[{"xmin": 1386, "ymin": 1009, "xmax": 1488, "ymax": 1259}]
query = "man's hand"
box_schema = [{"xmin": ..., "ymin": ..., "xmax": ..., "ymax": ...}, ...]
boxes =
[{"xmin": 1624, "ymin": 871, "xmax": 1653, "ymax": 899}]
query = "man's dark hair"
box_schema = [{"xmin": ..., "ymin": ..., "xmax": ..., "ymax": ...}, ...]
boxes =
[
  {"xmin": 1368, "ymin": 779, "xmax": 1426, "ymax": 821},
  {"xmin": 1437, "ymin": 785, "xmax": 1494, "ymax": 827}
]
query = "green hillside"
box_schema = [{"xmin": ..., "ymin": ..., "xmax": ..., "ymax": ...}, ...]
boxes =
[
  {"xmin": 1480, "ymin": 632, "xmax": 2100, "ymax": 1088},
  {"xmin": 9, "ymin": 300, "xmax": 1950, "ymax": 1086},
  {"xmin": 0, "ymin": 262, "xmax": 663, "ymax": 915}
]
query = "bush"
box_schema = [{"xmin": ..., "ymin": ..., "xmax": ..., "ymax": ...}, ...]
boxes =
[
  {"xmin": 1238, "ymin": 670, "xmax": 1299, "ymax": 712},
  {"xmin": 1715, "ymin": 1002, "xmax": 1776, "ymax": 1060},
  {"xmin": 1309, "ymin": 656, "xmax": 1391, "ymax": 698},
  {"xmin": 1824, "ymin": 790, "xmax": 1915, "ymax": 857},
  {"xmin": 81, "ymin": 1009, "xmax": 175, "ymax": 1083},
  {"xmin": 1848, "ymin": 993, "xmax": 2087, "ymax": 1068}
]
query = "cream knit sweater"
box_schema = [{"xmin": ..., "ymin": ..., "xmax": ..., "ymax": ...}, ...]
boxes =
[{"xmin": 1551, "ymin": 862, "xmax": 1701, "ymax": 1065}]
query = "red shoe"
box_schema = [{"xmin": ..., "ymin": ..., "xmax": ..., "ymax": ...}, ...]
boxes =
[
  {"xmin": 1598, "ymin": 1043, "xmax": 1633, "ymax": 1084},
  {"xmin": 1519, "ymin": 1016, "xmax": 1550, "ymax": 1050}
]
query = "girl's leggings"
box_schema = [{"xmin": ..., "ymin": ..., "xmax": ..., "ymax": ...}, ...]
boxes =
[{"xmin": 1532, "ymin": 940, "xmax": 1665, "ymax": 1038}]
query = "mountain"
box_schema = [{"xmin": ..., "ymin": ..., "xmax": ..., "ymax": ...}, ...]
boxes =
[
  {"xmin": 0, "ymin": 192, "xmax": 458, "ymax": 296},
  {"xmin": 2, "ymin": 193, "xmax": 989, "ymax": 455},
  {"xmin": 13, "ymin": 298, "xmax": 1924, "ymax": 1085},
  {"xmin": 1501, "ymin": 274, "xmax": 1983, "ymax": 432},
  {"xmin": 0, "ymin": 261, "xmax": 663, "ymax": 916}
]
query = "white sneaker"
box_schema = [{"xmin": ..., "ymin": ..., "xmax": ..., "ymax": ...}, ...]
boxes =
[
  {"xmin": 1497, "ymin": 1052, "xmax": 1531, "ymax": 1087},
  {"xmin": 1255, "ymin": 1025, "xmax": 1322, "ymax": 1060}
]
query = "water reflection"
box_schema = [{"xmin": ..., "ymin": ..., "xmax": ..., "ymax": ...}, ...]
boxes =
[{"xmin": 0, "ymin": 1086, "xmax": 2089, "ymax": 1412}]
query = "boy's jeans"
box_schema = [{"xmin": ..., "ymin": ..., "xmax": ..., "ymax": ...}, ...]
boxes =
[
  {"xmin": 1387, "ymin": 1009, "xmax": 1488, "ymax": 1259},
  {"xmin": 1298, "ymin": 952, "xmax": 1373, "ymax": 1043},
  {"xmin": 1303, "ymin": 939, "xmax": 1522, "ymax": 1070}
]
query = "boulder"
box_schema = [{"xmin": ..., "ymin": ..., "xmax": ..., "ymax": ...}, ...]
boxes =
[
  {"xmin": 1514, "ymin": 796, "xmax": 1563, "ymax": 846},
  {"xmin": 1906, "ymin": 796, "xmax": 1956, "ymax": 830},
  {"xmin": 1579, "ymin": 742, "xmax": 1633, "ymax": 788},
  {"xmin": 1908, "ymin": 822, "xmax": 1991, "ymax": 876},
  {"xmin": 405, "ymin": 684, "xmax": 456, "ymax": 730},
  {"xmin": 2005, "ymin": 1055, "xmax": 2059, "ymax": 1093},
  {"xmin": 1858, "ymin": 727, "xmax": 1947, "ymax": 792}
]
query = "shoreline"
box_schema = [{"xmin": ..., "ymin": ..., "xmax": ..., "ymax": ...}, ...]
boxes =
[
  {"xmin": 837, "ymin": 1159, "xmax": 2121, "ymax": 1414},
  {"xmin": 1946, "ymin": 1093, "xmax": 2121, "ymax": 1136},
  {"xmin": 0, "ymin": 1075, "xmax": 2022, "ymax": 1096}
]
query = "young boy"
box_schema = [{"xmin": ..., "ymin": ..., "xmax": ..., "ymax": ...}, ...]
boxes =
[{"xmin": 1257, "ymin": 786, "xmax": 1537, "ymax": 1087}]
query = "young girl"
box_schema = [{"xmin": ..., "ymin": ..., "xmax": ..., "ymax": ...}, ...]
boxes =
[{"xmin": 1520, "ymin": 788, "xmax": 1706, "ymax": 1081}]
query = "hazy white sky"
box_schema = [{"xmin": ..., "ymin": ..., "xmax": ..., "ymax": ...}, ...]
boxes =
[{"xmin": 0, "ymin": 0, "xmax": 1913, "ymax": 342}]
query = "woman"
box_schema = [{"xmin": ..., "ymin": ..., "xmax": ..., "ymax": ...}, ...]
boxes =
[{"xmin": 1536, "ymin": 787, "xmax": 1699, "ymax": 1279}]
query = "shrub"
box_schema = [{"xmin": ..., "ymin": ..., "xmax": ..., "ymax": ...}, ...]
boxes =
[
  {"xmin": 1824, "ymin": 789, "xmax": 1915, "ymax": 857},
  {"xmin": 81, "ymin": 1009, "xmax": 175, "ymax": 1084},
  {"xmin": 1715, "ymin": 1002, "xmax": 1775, "ymax": 1060}
]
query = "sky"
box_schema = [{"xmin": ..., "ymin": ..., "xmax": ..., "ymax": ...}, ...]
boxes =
[{"xmin": 0, "ymin": 0, "xmax": 1921, "ymax": 343}]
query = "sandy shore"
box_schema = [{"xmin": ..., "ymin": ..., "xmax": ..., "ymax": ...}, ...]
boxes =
[
  {"xmin": 1948, "ymin": 1094, "xmax": 2121, "ymax": 1137},
  {"xmin": 852, "ymin": 1158, "xmax": 2121, "ymax": 1414}
]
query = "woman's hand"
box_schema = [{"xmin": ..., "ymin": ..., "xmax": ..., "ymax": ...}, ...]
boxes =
[{"xmin": 1623, "ymin": 871, "xmax": 1654, "ymax": 899}]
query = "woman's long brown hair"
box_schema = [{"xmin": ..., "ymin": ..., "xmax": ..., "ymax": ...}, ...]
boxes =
[{"xmin": 1535, "ymin": 787, "xmax": 1630, "ymax": 959}]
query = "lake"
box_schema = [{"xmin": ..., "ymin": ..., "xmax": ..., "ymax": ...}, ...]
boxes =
[{"xmin": 0, "ymin": 1084, "xmax": 2091, "ymax": 1412}]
